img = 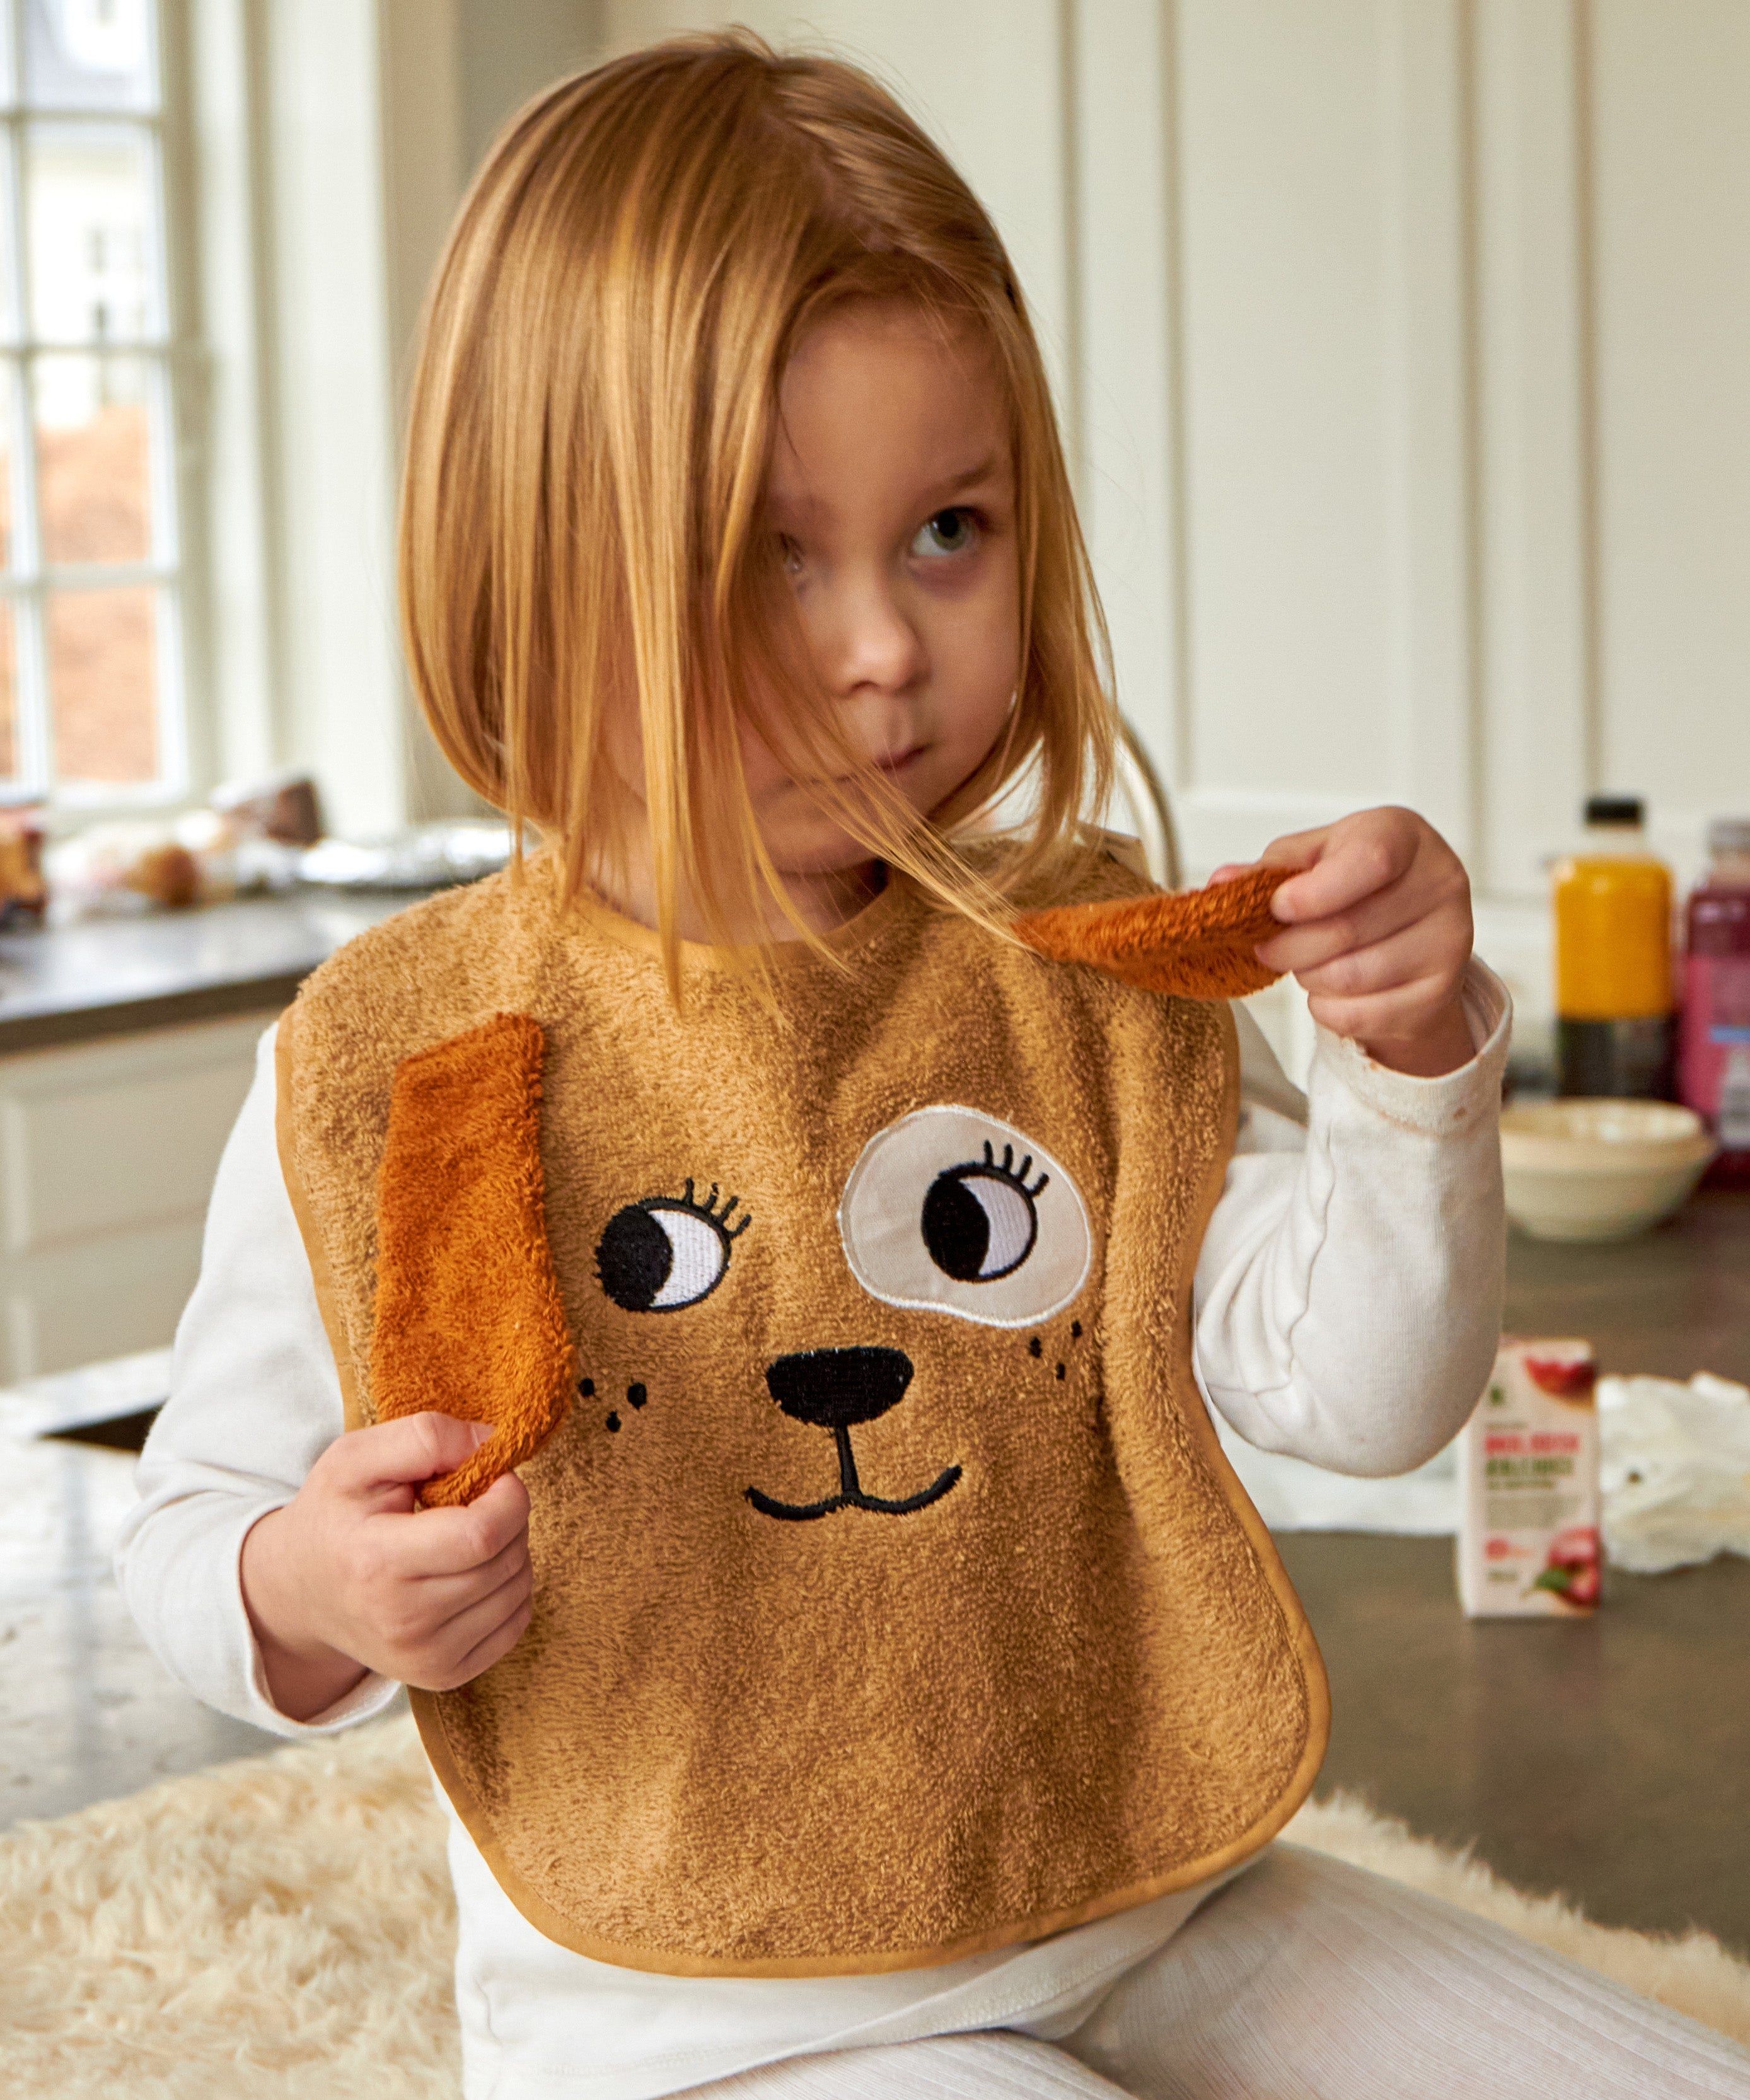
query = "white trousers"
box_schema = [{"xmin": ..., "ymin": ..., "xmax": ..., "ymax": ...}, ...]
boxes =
[{"xmin": 700, "ymin": 1848, "xmax": 1750, "ymax": 2100}]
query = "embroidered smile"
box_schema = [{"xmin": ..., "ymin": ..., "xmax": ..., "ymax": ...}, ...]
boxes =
[{"xmin": 746, "ymin": 1346, "xmax": 962, "ymax": 1523}]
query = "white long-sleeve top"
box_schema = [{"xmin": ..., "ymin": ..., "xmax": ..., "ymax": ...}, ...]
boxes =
[{"xmin": 117, "ymin": 963, "xmax": 1509, "ymax": 2100}]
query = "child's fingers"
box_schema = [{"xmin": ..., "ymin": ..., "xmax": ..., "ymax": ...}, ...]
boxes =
[
  {"xmin": 393, "ymin": 1470, "xmax": 531, "ymax": 1578},
  {"xmin": 1268, "ymin": 826, "xmax": 1411, "ymax": 926},
  {"xmin": 1305, "ymin": 971, "xmax": 1464, "ymax": 1048},
  {"xmin": 1285, "ymin": 921, "xmax": 1461, "ymax": 1004},
  {"xmin": 1254, "ymin": 822, "xmax": 1336, "ymax": 872},
  {"xmin": 409, "ymin": 1571, "xmax": 536, "ymax": 1691},
  {"xmin": 333, "ymin": 1411, "xmax": 495, "ymax": 1496},
  {"xmin": 369, "ymin": 1549, "xmax": 531, "ymax": 1668},
  {"xmin": 1207, "ymin": 822, "xmax": 1341, "ymax": 893},
  {"xmin": 369, "ymin": 1562, "xmax": 529, "ymax": 1688},
  {"xmin": 439, "ymin": 1598, "xmax": 535, "ymax": 1691},
  {"xmin": 1254, "ymin": 874, "xmax": 1428, "ymax": 975},
  {"xmin": 403, "ymin": 1510, "xmax": 531, "ymax": 1598}
]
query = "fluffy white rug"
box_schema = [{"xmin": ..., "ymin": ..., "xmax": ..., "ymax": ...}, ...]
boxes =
[{"xmin": 3, "ymin": 1715, "xmax": 1746, "ymax": 2097}]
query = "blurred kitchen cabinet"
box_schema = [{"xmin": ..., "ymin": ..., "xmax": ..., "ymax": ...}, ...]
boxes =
[{"xmin": 0, "ymin": 1013, "xmax": 274, "ymax": 1380}]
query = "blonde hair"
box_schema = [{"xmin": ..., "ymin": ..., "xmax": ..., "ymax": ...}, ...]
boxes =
[{"xmin": 399, "ymin": 28, "xmax": 1118, "ymax": 984}]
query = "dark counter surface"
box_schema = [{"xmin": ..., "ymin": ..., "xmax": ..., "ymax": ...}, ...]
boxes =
[
  {"xmin": 0, "ymin": 891, "xmax": 422, "ymax": 1053},
  {"xmin": 1504, "ymin": 1186, "xmax": 1750, "ymax": 1386},
  {"xmin": 1289, "ymin": 1189, "xmax": 1750, "ymax": 1954}
]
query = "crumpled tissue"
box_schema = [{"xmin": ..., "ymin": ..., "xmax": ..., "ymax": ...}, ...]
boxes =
[{"xmin": 1598, "ymin": 1372, "xmax": 1750, "ymax": 1574}]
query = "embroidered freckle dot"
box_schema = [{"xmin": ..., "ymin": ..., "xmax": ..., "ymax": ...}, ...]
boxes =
[
  {"xmin": 1071, "ymin": 1322, "xmax": 1082, "ymax": 1340},
  {"xmin": 1028, "ymin": 1337, "xmax": 1043, "ymax": 1359},
  {"xmin": 627, "ymin": 1382, "xmax": 647, "ymax": 1409},
  {"xmin": 605, "ymin": 1412, "xmax": 621, "ymax": 1433},
  {"xmin": 579, "ymin": 1376, "xmax": 595, "ymax": 1397},
  {"xmin": 1055, "ymin": 1363, "xmax": 1066, "ymax": 1381}
]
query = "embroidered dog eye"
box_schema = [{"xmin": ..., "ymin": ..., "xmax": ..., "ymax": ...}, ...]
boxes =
[
  {"xmin": 922, "ymin": 1145, "xmax": 1044, "ymax": 1281},
  {"xmin": 839, "ymin": 1108, "xmax": 1091, "ymax": 1329},
  {"xmin": 596, "ymin": 1182, "xmax": 749, "ymax": 1313}
]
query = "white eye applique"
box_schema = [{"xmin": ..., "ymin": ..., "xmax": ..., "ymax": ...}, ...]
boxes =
[{"xmin": 838, "ymin": 1107, "xmax": 1092, "ymax": 1328}]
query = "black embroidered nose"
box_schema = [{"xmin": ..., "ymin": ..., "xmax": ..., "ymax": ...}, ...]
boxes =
[{"xmin": 766, "ymin": 1347, "xmax": 913, "ymax": 1429}]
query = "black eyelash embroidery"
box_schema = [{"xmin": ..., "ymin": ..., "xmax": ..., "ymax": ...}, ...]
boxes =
[
  {"xmin": 671, "ymin": 1180, "xmax": 753, "ymax": 1240},
  {"xmin": 973, "ymin": 1142, "xmax": 1048, "ymax": 1199}
]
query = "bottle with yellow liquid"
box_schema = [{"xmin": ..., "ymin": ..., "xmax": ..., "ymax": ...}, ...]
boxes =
[{"xmin": 1553, "ymin": 796, "xmax": 1674, "ymax": 1098}]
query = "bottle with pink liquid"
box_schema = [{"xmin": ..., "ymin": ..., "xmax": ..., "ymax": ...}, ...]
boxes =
[{"xmin": 1679, "ymin": 817, "xmax": 1750, "ymax": 1187}]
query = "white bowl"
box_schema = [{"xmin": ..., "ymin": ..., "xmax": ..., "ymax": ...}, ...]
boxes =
[{"xmin": 1500, "ymin": 1099, "xmax": 1716, "ymax": 1243}]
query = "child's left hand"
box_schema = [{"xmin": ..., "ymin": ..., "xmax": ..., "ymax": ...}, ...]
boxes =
[{"xmin": 1215, "ymin": 806, "xmax": 1475, "ymax": 1078}]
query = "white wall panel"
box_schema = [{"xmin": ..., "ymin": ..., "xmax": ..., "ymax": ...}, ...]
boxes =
[
  {"xmin": 1591, "ymin": 0, "xmax": 1750, "ymax": 875},
  {"xmin": 1071, "ymin": 0, "xmax": 1178, "ymax": 811},
  {"xmin": 262, "ymin": 0, "xmax": 409, "ymax": 839},
  {"xmin": 1176, "ymin": 0, "xmax": 1398, "ymax": 812},
  {"xmin": 1473, "ymin": 0, "xmax": 1593, "ymax": 906},
  {"xmin": 1087, "ymin": 0, "xmax": 1476, "ymax": 881},
  {"xmin": 602, "ymin": 2, "xmax": 1075, "ymax": 415}
]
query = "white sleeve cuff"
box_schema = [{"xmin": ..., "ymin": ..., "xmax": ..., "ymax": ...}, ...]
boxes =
[
  {"xmin": 228, "ymin": 1508, "xmax": 401, "ymax": 1736},
  {"xmin": 1316, "ymin": 957, "xmax": 1511, "ymax": 1139},
  {"xmin": 235, "ymin": 1545, "xmax": 403, "ymax": 1738}
]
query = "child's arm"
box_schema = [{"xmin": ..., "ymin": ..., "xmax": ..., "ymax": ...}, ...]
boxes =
[
  {"xmin": 1193, "ymin": 808, "xmax": 1508, "ymax": 1477},
  {"xmin": 115, "ymin": 1026, "xmax": 530, "ymax": 1729}
]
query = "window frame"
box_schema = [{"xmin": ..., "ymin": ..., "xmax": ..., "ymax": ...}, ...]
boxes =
[{"xmin": 0, "ymin": 0, "xmax": 207, "ymax": 814}]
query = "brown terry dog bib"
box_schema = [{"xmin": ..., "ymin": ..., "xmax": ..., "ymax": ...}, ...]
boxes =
[{"xmin": 277, "ymin": 851, "xmax": 1328, "ymax": 1976}]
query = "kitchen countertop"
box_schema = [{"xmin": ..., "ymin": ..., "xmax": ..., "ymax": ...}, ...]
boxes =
[
  {"xmin": 1292, "ymin": 1188, "xmax": 1750, "ymax": 1956},
  {"xmin": 0, "ymin": 1351, "xmax": 286, "ymax": 1828},
  {"xmin": 1285, "ymin": 1533, "xmax": 1750, "ymax": 1954},
  {"xmin": 1503, "ymin": 1184, "xmax": 1750, "ymax": 1385},
  {"xmin": 0, "ymin": 891, "xmax": 424, "ymax": 1053}
]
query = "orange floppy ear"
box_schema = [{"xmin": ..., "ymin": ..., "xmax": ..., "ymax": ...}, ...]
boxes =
[
  {"xmin": 372, "ymin": 1013, "xmax": 576, "ymax": 1508},
  {"xmin": 1014, "ymin": 863, "xmax": 1289, "ymax": 1000}
]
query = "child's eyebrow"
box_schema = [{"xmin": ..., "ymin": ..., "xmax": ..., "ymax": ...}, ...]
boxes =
[
  {"xmin": 763, "ymin": 454, "xmax": 1006, "ymax": 529},
  {"xmin": 923, "ymin": 455, "xmax": 1003, "ymax": 504}
]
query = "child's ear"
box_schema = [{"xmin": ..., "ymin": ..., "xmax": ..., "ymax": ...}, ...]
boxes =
[
  {"xmin": 1013, "ymin": 864, "xmax": 1287, "ymax": 1000},
  {"xmin": 373, "ymin": 1013, "xmax": 576, "ymax": 1508}
]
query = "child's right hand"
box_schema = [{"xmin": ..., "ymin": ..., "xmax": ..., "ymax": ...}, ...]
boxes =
[{"xmin": 239, "ymin": 1412, "xmax": 533, "ymax": 1723}]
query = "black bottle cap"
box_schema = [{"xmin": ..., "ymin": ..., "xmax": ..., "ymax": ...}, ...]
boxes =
[{"xmin": 1584, "ymin": 794, "xmax": 1643, "ymax": 827}]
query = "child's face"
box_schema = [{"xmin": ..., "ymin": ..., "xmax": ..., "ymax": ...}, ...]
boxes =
[{"xmin": 751, "ymin": 298, "xmax": 1020, "ymax": 875}]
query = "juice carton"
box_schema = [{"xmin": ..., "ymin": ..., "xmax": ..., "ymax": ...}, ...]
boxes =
[{"xmin": 1457, "ymin": 1339, "xmax": 1601, "ymax": 1616}]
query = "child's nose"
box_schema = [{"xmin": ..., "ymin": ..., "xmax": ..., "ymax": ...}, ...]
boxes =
[{"xmin": 823, "ymin": 575, "xmax": 924, "ymax": 693}]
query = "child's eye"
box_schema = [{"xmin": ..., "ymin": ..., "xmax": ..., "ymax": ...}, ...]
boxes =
[
  {"xmin": 910, "ymin": 508, "xmax": 978, "ymax": 560},
  {"xmin": 774, "ymin": 533, "xmax": 805, "ymax": 577},
  {"xmin": 595, "ymin": 1182, "xmax": 750, "ymax": 1313}
]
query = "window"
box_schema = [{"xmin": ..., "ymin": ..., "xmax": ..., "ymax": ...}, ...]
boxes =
[{"xmin": 0, "ymin": 0, "xmax": 183, "ymax": 803}]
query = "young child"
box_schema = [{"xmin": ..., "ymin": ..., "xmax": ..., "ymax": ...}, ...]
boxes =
[{"xmin": 119, "ymin": 33, "xmax": 1749, "ymax": 2100}]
